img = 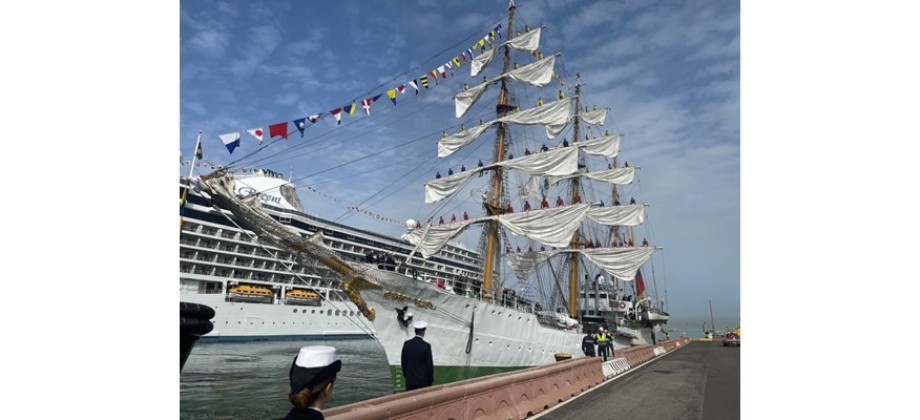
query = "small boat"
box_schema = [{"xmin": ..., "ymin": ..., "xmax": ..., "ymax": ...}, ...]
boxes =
[
  {"xmin": 227, "ymin": 283, "xmax": 274, "ymax": 304},
  {"xmin": 285, "ymin": 288, "xmax": 322, "ymax": 306},
  {"xmin": 642, "ymin": 307, "xmax": 670, "ymax": 323}
]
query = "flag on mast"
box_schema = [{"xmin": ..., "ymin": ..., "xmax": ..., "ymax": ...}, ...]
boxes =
[{"xmin": 635, "ymin": 268, "xmax": 646, "ymax": 300}]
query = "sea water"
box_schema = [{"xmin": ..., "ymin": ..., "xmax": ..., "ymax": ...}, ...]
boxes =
[{"xmin": 180, "ymin": 338, "xmax": 391, "ymax": 420}]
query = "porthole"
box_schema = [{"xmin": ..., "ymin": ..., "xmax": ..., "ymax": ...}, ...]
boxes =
[
  {"xmin": 293, "ymin": 309, "xmax": 298, "ymax": 313},
  {"xmin": 498, "ymin": 312, "xmax": 502, "ymax": 316}
]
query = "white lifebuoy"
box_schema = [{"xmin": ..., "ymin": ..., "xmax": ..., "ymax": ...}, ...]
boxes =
[{"xmin": 619, "ymin": 301, "xmax": 627, "ymax": 309}]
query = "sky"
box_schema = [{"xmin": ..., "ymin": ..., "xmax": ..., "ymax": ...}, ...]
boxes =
[
  {"xmin": 179, "ymin": 0, "xmax": 741, "ymax": 334},
  {"xmin": 5, "ymin": 0, "xmax": 920, "ymax": 418}
]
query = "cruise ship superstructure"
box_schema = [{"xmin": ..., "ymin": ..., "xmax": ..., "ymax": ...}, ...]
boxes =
[{"xmin": 179, "ymin": 169, "xmax": 485, "ymax": 341}]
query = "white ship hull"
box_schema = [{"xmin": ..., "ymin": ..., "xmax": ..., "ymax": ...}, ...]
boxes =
[
  {"xmin": 355, "ymin": 268, "xmax": 653, "ymax": 388},
  {"xmin": 181, "ymin": 291, "xmax": 374, "ymax": 341}
]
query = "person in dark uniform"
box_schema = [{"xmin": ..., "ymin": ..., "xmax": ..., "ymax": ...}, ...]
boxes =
[
  {"xmin": 277, "ymin": 345, "xmax": 342, "ymax": 420},
  {"xmin": 401, "ymin": 320, "xmax": 434, "ymax": 391},
  {"xmin": 582, "ymin": 332, "xmax": 597, "ymax": 357}
]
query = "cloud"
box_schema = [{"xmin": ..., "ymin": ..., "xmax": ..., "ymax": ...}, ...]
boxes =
[
  {"xmin": 188, "ymin": 29, "xmax": 232, "ymax": 58},
  {"xmin": 183, "ymin": 101, "xmax": 208, "ymax": 116},
  {"xmin": 228, "ymin": 25, "xmax": 283, "ymax": 78}
]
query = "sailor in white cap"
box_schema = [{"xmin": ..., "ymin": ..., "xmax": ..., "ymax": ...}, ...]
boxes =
[
  {"xmin": 400, "ymin": 320, "xmax": 434, "ymax": 391},
  {"xmin": 279, "ymin": 345, "xmax": 342, "ymax": 420}
]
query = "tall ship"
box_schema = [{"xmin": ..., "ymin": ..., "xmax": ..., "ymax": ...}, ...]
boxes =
[
  {"xmin": 190, "ymin": 1, "xmax": 669, "ymax": 390},
  {"xmin": 179, "ymin": 169, "xmax": 485, "ymax": 341}
]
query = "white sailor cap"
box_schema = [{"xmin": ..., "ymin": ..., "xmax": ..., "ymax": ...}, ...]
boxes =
[
  {"xmin": 289, "ymin": 345, "xmax": 341, "ymax": 393},
  {"xmin": 413, "ymin": 320, "xmax": 428, "ymax": 329}
]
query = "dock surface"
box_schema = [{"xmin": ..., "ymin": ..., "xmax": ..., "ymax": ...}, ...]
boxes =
[{"xmin": 532, "ymin": 341, "xmax": 739, "ymax": 420}]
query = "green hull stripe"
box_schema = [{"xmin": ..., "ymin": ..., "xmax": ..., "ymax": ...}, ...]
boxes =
[{"xmin": 388, "ymin": 365, "xmax": 527, "ymax": 393}]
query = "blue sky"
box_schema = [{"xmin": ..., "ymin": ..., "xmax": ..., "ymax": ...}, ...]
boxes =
[{"xmin": 180, "ymin": 0, "xmax": 740, "ymax": 333}]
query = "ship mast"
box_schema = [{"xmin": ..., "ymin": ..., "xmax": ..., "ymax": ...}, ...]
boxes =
[
  {"xmin": 567, "ymin": 77, "xmax": 581, "ymax": 318},
  {"xmin": 481, "ymin": 1, "xmax": 515, "ymax": 294}
]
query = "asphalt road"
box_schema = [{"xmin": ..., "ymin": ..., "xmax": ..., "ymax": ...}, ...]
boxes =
[{"xmin": 531, "ymin": 341, "xmax": 740, "ymax": 420}]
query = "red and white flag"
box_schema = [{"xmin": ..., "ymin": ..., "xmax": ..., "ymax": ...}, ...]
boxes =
[
  {"xmin": 247, "ymin": 128, "xmax": 264, "ymax": 145},
  {"xmin": 361, "ymin": 97, "xmax": 374, "ymax": 116}
]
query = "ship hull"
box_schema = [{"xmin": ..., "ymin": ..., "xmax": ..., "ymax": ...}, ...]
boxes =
[
  {"xmin": 180, "ymin": 292, "xmax": 375, "ymax": 341},
  {"xmin": 358, "ymin": 268, "xmax": 653, "ymax": 390}
]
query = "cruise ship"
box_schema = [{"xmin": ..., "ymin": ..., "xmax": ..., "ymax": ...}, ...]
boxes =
[{"xmin": 179, "ymin": 168, "xmax": 485, "ymax": 341}]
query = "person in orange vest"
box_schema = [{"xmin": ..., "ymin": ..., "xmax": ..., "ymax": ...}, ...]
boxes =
[{"xmin": 523, "ymin": 201, "xmax": 532, "ymax": 211}]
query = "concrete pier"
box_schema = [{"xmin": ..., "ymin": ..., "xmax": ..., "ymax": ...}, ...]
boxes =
[
  {"xmin": 324, "ymin": 338, "xmax": 724, "ymax": 419},
  {"xmin": 533, "ymin": 340, "xmax": 739, "ymax": 419}
]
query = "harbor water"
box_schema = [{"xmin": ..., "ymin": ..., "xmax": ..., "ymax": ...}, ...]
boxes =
[{"xmin": 180, "ymin": 338, "xmax": 391, "ymax": 420}]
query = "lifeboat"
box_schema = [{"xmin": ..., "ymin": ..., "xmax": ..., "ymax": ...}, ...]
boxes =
[
  {"xmin": 285, "ymin": 288, "xmax": 322, "ymax": 306},
  {"xmin": 227, "ymin": 284, "xmax": 274, "ymax": 304}
]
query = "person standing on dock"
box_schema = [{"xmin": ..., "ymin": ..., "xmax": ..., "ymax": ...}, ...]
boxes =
[
  {"xmin": 582, "ymin": 332, "xmax": 597, "ymax": 357},
  {"xmin": 596, "ymin": 328, "xmax": 610, "ymax": 361},
  {"xmin": 401, "ymin": 320, "xmax": 434, "ymax": 391},
  {"xmin": 278, "ymin": 345, "xmax": 342, "ymax": 420}
]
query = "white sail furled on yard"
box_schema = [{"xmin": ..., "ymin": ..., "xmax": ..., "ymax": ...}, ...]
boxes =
[
  {"xmin": 470, "ymin": 47, "xmax": 496, "ymax": 77},
  {"xmin": 502, "ymin": 146, "xmax": 578, "ymax": 177},
  {"xmin": 578, "ymin": 108, "xmax": 608, "ymax": 126},
  {"xmin": 498, "ymin": 204, "xmax": 591, "ymax": 248},
  {"xmin": 455, "ymin": 82, "xmax": 490, "ymax": 118},
  {"xmin": 438, "ymin": 123, "xmax": 492, "ymax": 158},
  {"xmin": 456, "ymin": 55, "xmax": 558, "ymax": 118},
  {"xmin": 504, "ymin": 247, "xmax": 656, "ymax": 281},
  {"xmin": 439, "ymin": 98, "xmax": 573, "ymax": 158},
  {"xmin": 424, "ymin": 169, "xmax": 482, "ymax": 203},
  {"xmin": 505, "ymin": 26, "xmax": 542, "ymax": 52},
  {"xmin": 425, "ymin": 147, "xmax": 578, "ymax": 203},
  {"xmin": 408, "ymin": 221, "xmax": 476, "ymax": 259},
  {"xmin": 578, "ymin": 134, "xmax": 622, "ymax": 158},
  {"xmin": 498, "ymin": 97, "xmax": 571, "ymax": 139},
  {"xmin": 585, "ymin": 167, "xmax": 636, "ymax": 185},
  {"xmin": 412, "ymin": 204, "xmax": 591, "ymax": 258},
  {"xmin": 470, "ymin": 27, "xmax": 543, "ymax": 77},
  {"xmin": 530, "ymin": 166, "xmax": 635, "ymax": 195},
  {"xmin": 505, "ymin": 54, "xmax": 556, "ymax": 87},
  {"xmin": 579, "ymin": 247, "xmax": 657, "ymax": 281},
  {"xmin": 586, "ymin": 204, "xmax": 646, "ymax": 226}
]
